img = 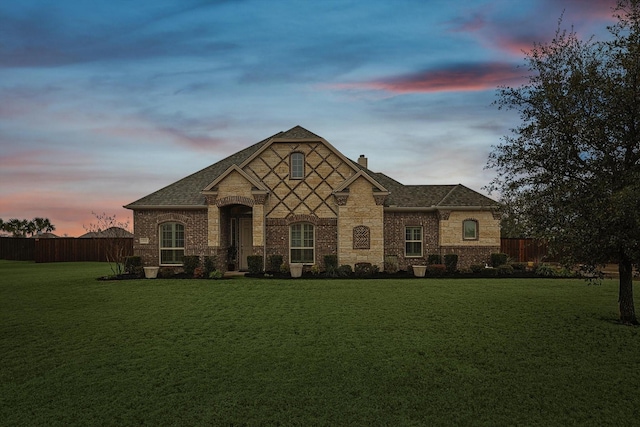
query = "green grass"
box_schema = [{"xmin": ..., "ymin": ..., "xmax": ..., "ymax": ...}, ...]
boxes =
[{"xmin": 2, "ymin": 260, "xmax": 640, "ymax": 426}]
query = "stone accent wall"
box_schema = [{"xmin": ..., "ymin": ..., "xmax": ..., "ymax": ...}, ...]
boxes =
[
  {"xmin": 337, "ymin": 176, "xmax": 384, "ymax": 269},
  {"xmin": 133, "ymin": 209, "xmax": 211, "ymax": 267},
  {"xmin": 383, "ymin": 211, "xmax": 439, "ymax": 270},
  {"xmin": 439, "ymin": 210, "xmax": 500, "ymax": 247}
]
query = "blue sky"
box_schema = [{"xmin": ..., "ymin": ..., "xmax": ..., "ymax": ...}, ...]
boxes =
[{"xmin": 0, "ymin": 0, "xmax": 617, "ymax": 236}]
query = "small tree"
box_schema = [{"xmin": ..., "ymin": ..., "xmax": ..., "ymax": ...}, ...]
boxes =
[
  {"xmin": 83, "ymin": 212, "xmax": 132, "ymax": 276},
  {"xmin": 487, "ymin": 1, "xmax": 640, "ymax": 324}
]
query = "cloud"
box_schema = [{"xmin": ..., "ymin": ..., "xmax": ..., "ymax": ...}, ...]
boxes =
[{"xmin": 330, "ymin": 63, "xmax": 525, "ymax": 94}]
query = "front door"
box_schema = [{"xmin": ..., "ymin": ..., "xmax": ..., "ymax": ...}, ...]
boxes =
[{"xmin": 239, "ymin": 217, "xmax": 253, "ymax": 270}]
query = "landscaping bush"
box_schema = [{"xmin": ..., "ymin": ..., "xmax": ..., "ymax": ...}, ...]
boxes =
[
  {"xmin": 124, "ymin": 256, "xmax": 142, "ymax": 272},
  {"xmin": 482, "ymin": 267, "xmax": 498, "ymax": 277},
  {"xmin": 444, "ymin": 254, "xmax": 458, "ymax": 274},
  {"xmin": 158, "ymin": 267, "xmax": 175, "ymax": 278},
  {"xmin": 203, "ymin": 256, "xmax": 217, "ymax": 277},
  {"xmin": 535, "ymin": 264, "xmax": 557, "ymax": 277},
  {"xmin": 355, "ymin": 262, "xmax": 379, "ymax": 277},
  {"xmin": 427, "ymin": 254, "xmax": 442, "ymax": 265},
  {"xmin": 279, "ymin": 263, "xmax": 290, "ymax": 275},
  {"xmin": 247, "ymin": 255, "xmax": 264, "ymax": 275},
  {"xmin": 470, "ymin": 264, "xmax": 484, "ymax": 274},
  {"xmin": 182, "ymin": 255, "xmax": 200, "ymax": 277},
  {"xmin": 510, "ymin": 262, "xmax": 527, "ymax": 271},
  {"xmin": 497, "ymin": 264, "xmax": 514, "ymax": 276},
  {"xmin": 268, "ymin": 255, "xmax": 283, "ymax": 272},
  {"xmin": 491, "ymin": 253, "xmax": 509, "ymax": 268},
  {"xmin": 209, "ymin": 270, "xmax": 223, "ymax": 279},
  {"xmin": 324, "ymin": 255, "xmax": 338, "ymax": 270},
  {"xmin": 427, "ymin": 264, "xmax": 447, "ymax": 277},
  {"xmin": 384, "ymin": 255, "xmax": 399, "ymax": 274},
  {"xmin": 193, "ymin": 266, "xmax": 206, "ymax": 279},
  {"xmin": 337, "ymin": 264, "xmax": 353, "ymax": 277}
]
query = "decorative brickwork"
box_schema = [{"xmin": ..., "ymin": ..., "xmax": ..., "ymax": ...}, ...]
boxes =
[
  {"xmin": 216, "ymin": 195, "xmax": 254, "ymax": 207},
  {"xmin": 353, "ymin": 225, "xmax": 371, "ymax": 249}
]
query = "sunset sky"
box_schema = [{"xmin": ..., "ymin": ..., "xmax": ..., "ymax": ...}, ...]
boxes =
[{"xmin": 0, "ymin": 0, "xmax": 618, "ymax": 236}]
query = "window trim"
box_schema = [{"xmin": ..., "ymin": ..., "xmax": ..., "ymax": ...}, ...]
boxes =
[
  {"xmin": 405, "ymin": 226, "xmax": 423, "ymax": 258},
  {"xmin": 159, "ymin": 222, "xmax": 185, "ymax": 266},
  {"xmin": 290, "ymin": 152, "xmax": 304, "ymax": 180},
  {"xmin": 290, "ymin": 222, "xmax": 315, "ymax": 264},
  {"xmin": 463, "ymin": 219, "xmax": 479, "ymax": 240}
]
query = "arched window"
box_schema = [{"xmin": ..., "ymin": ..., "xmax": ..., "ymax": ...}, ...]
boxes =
[
  {"xmin": 463, "ymin": 219, "xmax": 478, "ymax": 240},
  {"xmin": 290, "ymin": 223, "xmax": 314, "ymax": 263},
  {"xmin": 160, "ymin": 222, "xmax": 185, "ymax": 265},
  {"xmin": 290, "ymin": 152, "xmax": 304, "ymax": 179}
]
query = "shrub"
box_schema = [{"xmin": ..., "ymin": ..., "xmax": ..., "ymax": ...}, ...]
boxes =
[
  {"xmin": 124, "ymin": 256, "xmax": 142, "ymax": 273},
  {"xmin": 482, "ymin": 267, "xmax": 498, "ymax": 277},
  {"xmin": 310, "ymin": 264, "xmax": 321, "ymax": 275},
  {"xmin": 182, "ymin": 256, "xmax": 200, "ymax": 277},
  {"xmin": 427, "ymin": 254, "xmax": 442, "ymax": 265},
  {"xmin": 355, "ymin": 262, "xmax": 379, "ymax": 277},
  {"xmin": 337, "ymin": 264, "xmax": 353, "ymax": 277},
  {"xmin": 203, "ymin": 256, "xmax": 217, "ymax": 277},
  {"xmin": 470, "ymin": 264, "xmax": 484, "ymax": 274},
  {"xmin": 158, "ymin": 267, "xmax": 175, "ymax": 278},
  {"xmin": 490, "ymin": 253, "xmax": 509, "ymax": 268},
  {"xmin": 444, "ymin": 254, "xmax": 458, "ymax": 274},
  {"xmin": 497, "ymin": 264, "xmax": 514, "ymax": 276},
  {"xmin": 209, "ymin": 270, "xmax": 223, "ymax": 279},
  {"xmin": 384, "ymin": 255, "xmax": 399, "ymax": 274},
  {"xmin": 535, "ymin": 264, "xmax": 557, "ymax": 277},
  {"xmin": 324, "ymin": 255, "xmax": 338, "ymax": 270},
  {"xmin": 279, "ymin": 263, "xmax": 290, "ymax": 275},
  {"xmin": 268, "ymin": 255, "xmax": 283, "ymax": 272},
  {"xmin": 427, "ymin": 264, "xmax": 447, "ymax": 276},
  {"xmin": 247, "ymin": 255, "xmax": 264, "ymax": 275},
  {"xmin": 510, "ymin": 262, "xmax": 527, "ymax": 271},
  {"xmin": 193, "ymin": 266, "xmax": 206, "ymax": 279}
]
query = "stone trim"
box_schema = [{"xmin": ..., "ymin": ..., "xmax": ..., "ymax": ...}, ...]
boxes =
[
  {"xmin": 437, "ymin": 210, "xmax": 451, "ymax": 220},
  {"xmin": 216, "ymin": 196, "xmax": 254, "ymax": 207}
]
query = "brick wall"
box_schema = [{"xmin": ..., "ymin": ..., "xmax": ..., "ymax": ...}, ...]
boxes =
[
  {"xmin": 383, "ymin": 211, "xmax": 439, "ymax": 270},
  {"xmin": 265, "ymin": 217, "xmax": 337, "ymax": 268},
  {"xmin": 133, "ymin": 209, "xmax": 213, "ymax": 267}
]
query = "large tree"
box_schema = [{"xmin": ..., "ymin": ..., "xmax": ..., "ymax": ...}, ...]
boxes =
[{"xmin": 487, "ymin": 1, "xmax": 640, "ymax": 324}]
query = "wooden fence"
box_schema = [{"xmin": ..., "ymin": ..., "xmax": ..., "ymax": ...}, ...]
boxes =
[
  {"xmin": 500, "ymin": 238, "xmax": 553, "ymax": 263},
  {"xmin": 0, "ymin": 237, "xmax": 133, "ymax": 263},
  {"xmin": 0, "ymin": 238, "xmax": 35, "ymax": 261}
]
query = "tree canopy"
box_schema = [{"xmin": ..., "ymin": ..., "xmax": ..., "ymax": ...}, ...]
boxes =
[
  {"xmin": 487, "ymin": 0, "xmax": 640, "ymax": 324},
  {"xmin": 0, "ymin": 217, "xmax": 55, "ymax": 237}
]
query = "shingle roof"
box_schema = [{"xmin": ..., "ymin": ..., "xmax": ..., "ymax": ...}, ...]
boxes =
[{"xmin": 125, "ymin": 126, "xmax": 498, "ymax": 210}]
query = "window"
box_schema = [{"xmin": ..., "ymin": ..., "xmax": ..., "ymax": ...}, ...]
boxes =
[
  {"xmin": 160, "ymin": 222, "xmax": 184, "ymax": 265},
  {"xmin": 405, "ymin": 226, "xmax": 422, "ymax": 257},
  {"xmin": 290, "ymin": 152, "xmax": 304, "ymax": 179},
  {"xmin": 463, "ymin": 219, "xmax": 478, "ymax": 240},
  {"xmin": 290, "ymin": 223, "xmax": 314, "ymax": 263}
]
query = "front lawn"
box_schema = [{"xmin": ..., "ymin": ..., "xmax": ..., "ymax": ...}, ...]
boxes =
[{"xmin": 1, "ymin": 260, "xmax": 639, "ymax": 426}]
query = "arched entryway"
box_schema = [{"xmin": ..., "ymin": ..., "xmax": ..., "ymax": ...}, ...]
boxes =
[{"xmin": 220, "ymin": 204, "xmax": 253, "ymax": 271}]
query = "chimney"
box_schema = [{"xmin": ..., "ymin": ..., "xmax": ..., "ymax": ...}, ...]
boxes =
[{"xmin": 358, "ymin": 154, "xmax": 368, "ymax": 169}]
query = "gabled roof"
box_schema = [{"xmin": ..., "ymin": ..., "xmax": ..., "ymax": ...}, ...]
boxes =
[{"xmin": 125, "ymin": 126, "xmax": 498, "ymax": 210}]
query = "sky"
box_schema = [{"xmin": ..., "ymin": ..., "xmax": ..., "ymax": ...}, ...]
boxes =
[{"xmin": 0, "ymin": 0, "xmax": 619, "ymax": 237}]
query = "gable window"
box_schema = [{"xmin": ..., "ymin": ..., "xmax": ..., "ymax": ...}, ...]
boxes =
[
  {"xmin": 160, "ymin": 222, "xmax": 184, "ymax": 265},
  {"xmin": 405, "ymin": 226, "xmax": 423, "ymax": 257},
  {"xmin": 290, "ymin": 152, "xmax": 304, "ymax": 179},
  {"xmin": 290, "ymin": 223, "xmax": 314, "ymax": 263},
  {"xmin": 463, "ymin": 219, "xmax": 478, "ymax": 240}
]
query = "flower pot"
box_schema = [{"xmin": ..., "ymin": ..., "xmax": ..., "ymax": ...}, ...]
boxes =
[
  {"xmin": 290, "ymin": 263, "xmax": 303, "ymax": 278},
  {"xmin": 144, "ymin": 266, "xmax": 159, "ymax": 279},
  {"xmin": 412, "ymin": 265, "xmax": 427, "ymax": 277}
]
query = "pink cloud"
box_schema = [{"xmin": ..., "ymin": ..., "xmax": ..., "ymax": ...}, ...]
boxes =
[{"xmin": 331, "ymin": 63, "xmax": 526, "ymax": 94}]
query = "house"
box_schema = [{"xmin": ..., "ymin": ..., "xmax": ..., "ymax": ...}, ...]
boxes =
[
  {"xmin": 124, "ymin": 126, "xmax": 500, "ymax": 271},
  {"xmin": 78, "ymin": 227, "xmax": 134, "ymax": 238}
]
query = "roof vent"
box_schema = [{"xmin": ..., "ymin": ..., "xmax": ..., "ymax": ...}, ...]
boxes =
[{"xmin": 358, "ymin": 154, "xmax": 368, "ymax": 169}]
